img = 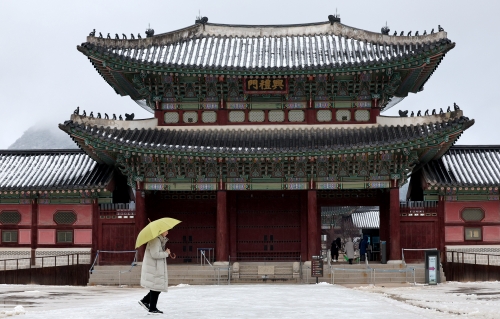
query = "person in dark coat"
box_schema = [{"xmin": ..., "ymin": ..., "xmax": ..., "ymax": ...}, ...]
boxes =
[
  {"xmin": 330, "ymin": 237, "xmax": 340, "ymax": 262},
  {"xmin": 359, "ymin": 235, "xmax": 369, "ymax": 262}
]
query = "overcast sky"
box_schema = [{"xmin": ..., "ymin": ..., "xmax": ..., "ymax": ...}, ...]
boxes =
[{"xmin": 0, "ymin": 0, "xmax": 498, "ymax": 149}]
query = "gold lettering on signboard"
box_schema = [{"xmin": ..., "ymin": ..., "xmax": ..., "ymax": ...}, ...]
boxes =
[
  {"xmin": 247, "ymin": 79, "xmax": 258, "ymax": 90},
  {"xmin": 259, "ymin": 79, "xmax": 272, "ymax": 90},
  {"xmin": 272, "ymin": 79, "xmax": 284, "ymax": 90}
]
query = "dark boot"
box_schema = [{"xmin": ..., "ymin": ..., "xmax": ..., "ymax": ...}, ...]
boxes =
[
  {"xmin": 149, "ymin": 291, "xmax": 162, "ymax": 313},
  {"xmin": 139, "ymin": 292, "xmax": 150, "ymax": 311}
]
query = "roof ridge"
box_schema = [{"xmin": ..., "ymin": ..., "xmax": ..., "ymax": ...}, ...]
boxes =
[
  {"xmin": 0, "ymin": 149, "xmax": 85, "ymax": 154},
  {"xmin": 86, "ymin": 21, "xmax": 449, "ymax": 47}
]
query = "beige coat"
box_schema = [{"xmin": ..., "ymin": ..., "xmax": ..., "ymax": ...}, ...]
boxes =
[
  {"xmin": 140, "ymin": 235, "xmax": 169, "ymax": 292},
  {"xmin": 345, "ymin": 239, "xmax": 355, "ymax": 259}
]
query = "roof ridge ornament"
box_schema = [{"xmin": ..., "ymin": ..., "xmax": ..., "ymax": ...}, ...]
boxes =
[
  {"xmin": 328, "ymin": 13, "xmax": 340, "ymax": 25},
  {"xmin": 381, "ymin": 22, "xmax": 390, "ymax": 35},
  {"xmin": 146, "ymin": 23, "xmax": 154, "ymax": 38}
]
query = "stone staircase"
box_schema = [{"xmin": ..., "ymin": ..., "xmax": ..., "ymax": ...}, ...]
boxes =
[
  {"xmin": 308, "ymin": 262, "xmax": 447, "ymax": 285},
  {"xmin": 88, "ymin": 262, "xmax": 446, "ymax": 286},
  {"xmin": 231, "ymin": 262, "xmax": 299, "ymax": 284}
]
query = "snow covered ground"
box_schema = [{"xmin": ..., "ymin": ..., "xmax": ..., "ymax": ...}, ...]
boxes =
[{"xmin": 1, "ymin": 282, "xmax": 499, "ymax": 318}]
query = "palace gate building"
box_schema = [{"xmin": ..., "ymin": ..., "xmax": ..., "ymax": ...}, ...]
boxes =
[{"xmin": 1, "ymin": 16, "xmax": 499, "ymax": 266}]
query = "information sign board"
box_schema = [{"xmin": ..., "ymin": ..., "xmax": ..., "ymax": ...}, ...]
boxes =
[{"xmin": 311, "ymin": 255, "xmax": 323, "ymax": 277}]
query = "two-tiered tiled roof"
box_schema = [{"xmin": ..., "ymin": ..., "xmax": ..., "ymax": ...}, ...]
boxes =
[
  {"xmin": 422, "ymin": 146, "xmax": 500, "ymax": 187},
  {"xmin": 0, "ymin": 150, "xmax": 113, "ymax": 191}
]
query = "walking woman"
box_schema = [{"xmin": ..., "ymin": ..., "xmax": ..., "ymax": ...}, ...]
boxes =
[{"xmin": 138, "ymin": 230, "xmax": 170, "ymax": 314}]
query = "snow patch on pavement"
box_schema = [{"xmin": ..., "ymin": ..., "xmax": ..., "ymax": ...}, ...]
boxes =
[{"xmin": 0, "ymin": 306, "xmax": 25, "ymax": 318}]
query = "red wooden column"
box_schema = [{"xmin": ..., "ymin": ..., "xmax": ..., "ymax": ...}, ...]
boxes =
[
  {"xmin": 307, "ymin": 190, "xmax": 319, "ymax": 260},
  {"xmin": 389, "ymin": 187, "xmax": 401, "ymax": 260},
  {"xmin": 135, "ymin": 182, "xmax": 147, "ymax": 260},
  {"xmin": 228, "ymin": 192, "xmax": 237, "ymax": 259},
  {"xmin": 379, "ymin": 192, "xmax": 390, "ymax": 258},
  {"xmin": 300, "ymin": 191, "xmax": 308, "ymax": 261},
  {"xmin": 216, "ymin": 190, "xmax": 229, "ymax": 261},
  {"xmin": 437, "ymin": 195, "xmax": 446, "ymax": 261},
  {"xmin": 91, "ymin": 198, "xmax": 99, "ymax": 261},
  {"xmin": 31, "ymin": 198, "xmax": 38, "ymax": 266}
]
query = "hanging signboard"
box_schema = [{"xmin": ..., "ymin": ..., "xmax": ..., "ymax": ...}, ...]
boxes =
[{"xmin": 243, "ymin": 78, "xmax": 288, "ymax": 94}]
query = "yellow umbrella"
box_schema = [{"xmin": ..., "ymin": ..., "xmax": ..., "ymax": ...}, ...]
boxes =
[{"xmin": 135, "ymin": 218, "xmax": 182, "ymax": 248}]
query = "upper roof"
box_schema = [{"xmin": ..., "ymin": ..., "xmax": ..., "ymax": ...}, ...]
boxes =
[
  {"xmin": 422, "ymin": 146, "xmax": 500, "ymax": 187},
  {"xmin": 0, "ymin": 150, "xmax": 113, "ymax": 192},
  {"xmin": 81, "ymin": 20, "xmax": 451, "ymax": 71}
]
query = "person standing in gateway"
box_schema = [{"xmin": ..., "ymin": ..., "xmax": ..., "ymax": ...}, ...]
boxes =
[
  {"xmin": 345, "ymin": 238, "xmax": 355, "ymax": 265},
  {"xmin": 138, "ymin": 230, "xmax": 171, "ymax": 314}
]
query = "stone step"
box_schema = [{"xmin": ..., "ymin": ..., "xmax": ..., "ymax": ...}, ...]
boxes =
[{"xmin": 88, "ymin": 263, "xmax": 444, "ymax": 286}]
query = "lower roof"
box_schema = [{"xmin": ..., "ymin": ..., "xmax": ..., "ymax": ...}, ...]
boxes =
[
  {"xmin": 422, "ymin": 145, "xmax": 500, "ymax": 187},
  {"xmin": 0, "ymin": 150, "xmax": 113, "ymax": 192},
  {"xmin": 60, "ymin": 114, "xmax": 473, "ymax": 158}
]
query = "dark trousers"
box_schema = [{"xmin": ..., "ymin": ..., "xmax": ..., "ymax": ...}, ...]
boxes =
[
  {"xmin": 142, "ymin": 290, "xmax": 161, "ymax": 311},
  {"xmin": 331, "ymin": 251, "xmax": 339, "ymax": 261}
]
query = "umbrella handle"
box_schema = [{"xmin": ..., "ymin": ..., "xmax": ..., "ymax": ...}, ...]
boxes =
[{"xmin": 170, "ymin": 252, "xmax": 176, "ymax": 259}]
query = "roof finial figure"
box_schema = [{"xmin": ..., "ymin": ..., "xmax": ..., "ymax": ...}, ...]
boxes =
[
  {"xmin": 119, "ymin": 115, "xmax": 123, "ymax": 121},
  {"xmin": 138, "ymin": 33, "xmax": 142, "ymax": 39},
  {"xmin": 415, "ymin": 31, "xmax": 419, "ymax": 36},
  {"xmin": 89, "ymin": 29, "xmax": 95, "ymax": 37},
  {"xmin": 125, "ymin": 113, "xmax": 135, "ymax": 121},
  {"xmin": 82, "ymin": 110, "xmax": 86, "ymax": 116},
  {"xmin": 407, "ymin": 31, "xmax": 412, "ymax": 36},
  {"xmin": 417, "ymin": 110, "xmax": 421, "ymax": 116},
  {"xmin": 454, "ymin": 102, "xmax": 460, "ymax": 111},
  {"xmin": 97, "ymin": 113, "xmax": 102, "ymax": 119},
  {"xmin": 410, "ymin": 111, "xmax": 414, "ymax": 117},
  {"xmin": 423, "ymin": 30, "xmax": 427, "ymax": 35},
  {"xmin": 381, "ymin": 22, "xmax": 390, "ymax": 35},
  {"xmin": 107, "ymin": 33, "xmax": 111, "ymax": 39},
  {"xmin": 146, "ymin": 23, "xmax": 155, "ymax": 38},
  {"xmin": 130, "ymin": 33, "xmax": 135, "ymax": 40},
  {"xmin": 115, "ymin": 33, "xmax": 119, "ymax": 40},
  {"xmin": 398, "ymin": 110, "xmax": 408, "ymax": 117},
  {"xmin": 393, "ymin": 30, "xmax": 397, "ymax": 36},
  {"xmin": 328, "ymin": 13, "xmax": 340, "ymax": 25},
  {"xmin": 400, "ymin": 31, "xmax": 404, "ymax": 36},
  {"xmin": 122, "ymin": 33, "xmax": 127, "ymax": 39},
  {"xmin": 90, "ymin": 111, "xmax": 94, "ymax": 118},
  {"xmin": 432, "ymin": 109, "xmax": 436, "ymax": 115},
  {"xmin": 113, "ymin": 114, "xmax": 117, "ymax": 120},
  {"xmin": 99, "ymin": 32, "xmax": 103, "ymax": 38},
  {"xmin": 73, "ymin": 106, "xmax": 79, "ymax": 115},
  {"xmin": 439, "ymin": 108, "xmax": 444, "ymax": 114},
  {"xmin": 438, "ymin": 25, "xmax": 444, "ymax": 32},
  {"xmin": 431, "ymin": 28, "xmax": 434, "ymax": 34},
  {"xmin": 446, "ymin": 106, "xmax": 451, "ymax": 112},
  {"xmin": 424, "ymin": 109, "xmax": 429, "ymax": 116},
  {"xmin": 105, "ymin": 113, "xmax": 109, "ymax": 119}
]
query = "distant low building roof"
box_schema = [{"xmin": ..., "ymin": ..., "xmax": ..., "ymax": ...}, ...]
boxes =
[
  {"xmin": 422, "ymin": 145, "xmax": 500, "ymax": 187},
  {"xmin": 0, "ymin": 150, "xmax": 113, "ymax": 192},
  {"xmin": 352, "ymin": 210, "xmax": 379, "ymax": 229}
]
